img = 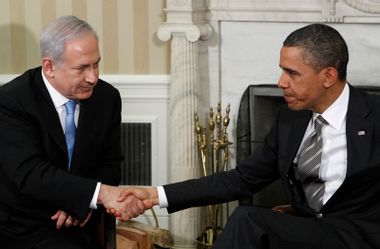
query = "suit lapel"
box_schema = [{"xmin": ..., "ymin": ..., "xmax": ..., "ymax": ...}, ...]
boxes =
[
  {"xmin": 322, "ymin": 86, "xmax": 374, "ymax": 212},
  {"xmin": 70, "ymin": 98, "xmax": 96, "ymax": 172},
  {"xmin": 32, "ymin": 71, "xmax": 67, "ymax": 155},
  {"xmin": 281, "ymin": 110, "xmax": 312, "ymax": 174},
  {"xmin": 346, "ymin": 86, "xmax": 373, "ymax": 177}
]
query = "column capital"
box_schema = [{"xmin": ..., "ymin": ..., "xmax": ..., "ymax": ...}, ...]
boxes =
[
  {"xmin": 158, "ymin": 23, "xmax": 212, "ymax": 42},
  {"xmin": 158, "ymin": 0, "xmax": 212, "ymax": 42}
]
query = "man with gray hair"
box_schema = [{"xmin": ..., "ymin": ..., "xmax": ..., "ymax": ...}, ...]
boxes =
[{"xmin": 0, "ymin": 15, "xmax": 144, "ymax": 249}]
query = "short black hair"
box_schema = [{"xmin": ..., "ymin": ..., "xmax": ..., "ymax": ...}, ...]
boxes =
[{"xmin": 283, "ymin": 23, "xmax": 349, "ymax": 81}]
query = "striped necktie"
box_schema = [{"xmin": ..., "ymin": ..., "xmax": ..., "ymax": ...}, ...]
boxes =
[
  {"xmin": 297, "ymin": 115, "xmax": 328, "ymax": 211},
  {"xmin": 65, "ymin": 100, "xmax": 76, "ymax": 169}
]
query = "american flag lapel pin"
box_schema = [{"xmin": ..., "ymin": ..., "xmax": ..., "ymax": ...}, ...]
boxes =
[{"xmin": 358, "ymin": 130, "xmax": 366, "ymax": 136}]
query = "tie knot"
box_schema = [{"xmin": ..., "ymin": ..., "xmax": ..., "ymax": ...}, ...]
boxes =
[
  {"xmin": 314, "ymin": 115, "xmax": 327, "ymax": 132},
  {"xmin": 65, "ymin": 100, "xmax": 76, "ymax": 115}
]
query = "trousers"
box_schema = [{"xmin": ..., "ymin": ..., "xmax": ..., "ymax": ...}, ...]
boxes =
[{"xmin": 211, "ymin": 206, "xmax": 364, "ymax": 249}]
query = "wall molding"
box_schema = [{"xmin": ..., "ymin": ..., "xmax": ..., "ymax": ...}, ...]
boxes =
[
  {"xmin": 207, "ymin": 0, "xmax": 380, "ymax": 23},
  {"xmin": 0, "ymin": 74, "xmax": 170, "ymax": 99}
]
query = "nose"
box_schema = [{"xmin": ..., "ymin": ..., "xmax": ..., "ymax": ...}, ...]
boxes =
[
  {"xmin": 86, "ymin": 67, "xmax": 98, "ymax": 85},
  {"xmin": 277, "ymin": 71, "xmax": 289, "ymax": 89}
]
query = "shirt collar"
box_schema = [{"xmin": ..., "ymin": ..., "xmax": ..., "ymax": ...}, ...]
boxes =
[
  {"xmin": 316, "ymin": 83, "xmax": 349, "ymax": 130},
  {"xmin": 41, "ymin": 69, "xmax": 70, "ymax": 108}
]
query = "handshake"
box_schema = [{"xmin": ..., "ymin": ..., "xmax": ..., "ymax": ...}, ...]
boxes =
[
  {"xmin": 98, "ymin": 184, "xmax": 159, "ymax": 221},
  {"xmin": 51, "ymin": 185, "xmax": 158, "ymax": 230}
]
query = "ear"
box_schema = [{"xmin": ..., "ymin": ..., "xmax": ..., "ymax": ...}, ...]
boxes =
[
  {"xmin": 322, "ymin": 67, "xmax": 338, "ymax": 88},
  {"xmin": 41, "ymin": 57, "xmax": 55, "ymax": 78}
]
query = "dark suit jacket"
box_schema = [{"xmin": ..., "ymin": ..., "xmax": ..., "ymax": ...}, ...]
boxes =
[
  {"xmin": 163, "ymin": 85, "xmax": 380, "ymax": 247},
  {"xmin": 0, "ymin": 67, "xmax": 123, "ymax": 247}
]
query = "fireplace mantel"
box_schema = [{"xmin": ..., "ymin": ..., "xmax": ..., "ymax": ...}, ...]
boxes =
[{"xmin": 208, "ymin": 0, "xmax": 380, "ymax": 23}]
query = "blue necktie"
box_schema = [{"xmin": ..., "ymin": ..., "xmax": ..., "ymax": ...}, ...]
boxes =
[{"xmin": 65, "ymin": 100, "xmax": 76, "ymax": 169}]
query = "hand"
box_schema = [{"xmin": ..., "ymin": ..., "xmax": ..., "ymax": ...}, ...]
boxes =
[
  {"xmin": 106, "ymin": 186, "xmax": 159, "ymax": 218},
  {"xmin": 107, "ymin": 194, "xmax": 147, "ymax": 221},
  {"xmin": 97, "ymin": 184, "xmax": 146, "ymax": 221},
  {"xmin": 118, "ymin": 186, "xmax": 159, "ymax": 209},
  {"xmin": 51, "ymin": 209, "xmax": 92, "ymax": 229}
]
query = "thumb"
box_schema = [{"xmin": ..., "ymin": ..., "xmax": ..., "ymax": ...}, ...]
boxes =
[
  {"xmin": 143, "ymin": 199, "xmax": 154, "ymax": 209},
  {"xmin": 117, "ymin": 189, "xmax": 133, "ymax": 202}
]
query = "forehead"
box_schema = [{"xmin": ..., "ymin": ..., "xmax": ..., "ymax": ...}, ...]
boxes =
[
  {"xmin": 280, "ymin": 46, "xmax": 304, "ymax": 60},
  {"xmin": 62, "ymin": 34, "xmax": 100, "ymax": 62},
  {"xmin": 279, "ymin": 46, "xmax": 305, "ymax": 67},
  {"xmin": 64, "ymin": 33, "xmax": 98, "ymax": 50},
  {"xmin": 279, "ymin": 46, "xmax": 319, "ymax": 73}
]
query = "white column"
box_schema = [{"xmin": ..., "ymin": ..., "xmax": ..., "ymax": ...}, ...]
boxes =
[
  {"xmin": 158, "ymin": 1, "xmax": 212, "ymax": 248},
  {"xmin": 170, "ymin": 33, "xmax": 200, "ymax": 249}
]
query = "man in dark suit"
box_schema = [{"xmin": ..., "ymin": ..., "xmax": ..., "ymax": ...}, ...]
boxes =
[
  {"xmin": 115, "ymin": 23, "xmax": 380, "ymax": 248},
  {"xmin": 0, "ymin": 16, "xmax": 144, "ymax": 249}
]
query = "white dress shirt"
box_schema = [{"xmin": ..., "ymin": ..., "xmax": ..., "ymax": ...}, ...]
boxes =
[
  {"xmin": 42, "ymin": 70, "xmax": 100, "ymax": 209},
  {"xmin": 295, "ymin": 83, "xmax": 349, "ymax": 204}
]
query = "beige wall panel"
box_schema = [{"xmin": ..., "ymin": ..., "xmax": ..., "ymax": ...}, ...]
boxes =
[
  {"xmin": 148, "ymin": 0, "xmax": 168, "ymax": 74},
  {"xmin": 10, "ymin": 0, "xmax": 27, "ymax": 73},
  {"xmin": 56, "ymin": 0, "xmax": 72, "ymax": 17},
  {"xmin": 86, "ymin": 0, "xmax": 104, "ymax": 73},
  {"xmin": 133, "ymin": 0, "xmax": 149, "ymax": 74},
  {"xmin": 0, "ymin": 0, "xmax": 13, "ymax": 73},
  {"xmin": 71, "ymin": 0, "xmax": 87, "ymax": 20},
  {"xmin": 102, "ymin": 0, "xmax": 118, "ymax": 73},
  {"xmin": 40, "ymin": 0, "xmax": 56, "ymax": 25},
  {"xmin": 26, "ymin": 0, "xmax": 43, "ymax": 68},
  {"xmin": 0, "ymin": 0, "xmax": 169, "ymax": 75},
  {"xmin": 117, "ymin": 0, "xmax": 134, "ymax": 73}
]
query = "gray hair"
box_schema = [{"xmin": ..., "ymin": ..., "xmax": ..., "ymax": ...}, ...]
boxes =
[
  {"xmin": 283, "ymin": 23, "xmax": 349, "ymax": 81},
  {"xmin": 40, "ymin": 15, "xmax": 98, "ymax": 66}
]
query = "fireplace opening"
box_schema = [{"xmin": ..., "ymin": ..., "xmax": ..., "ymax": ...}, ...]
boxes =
[
  {"xmin": 120, "ymin": 122, "xmax": 152, "ymax": 185},
  {"xmin": 236, "ymin": 84, "xmax": 289, "ymax": 207}
]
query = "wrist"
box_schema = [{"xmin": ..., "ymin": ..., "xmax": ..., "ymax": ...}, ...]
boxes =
[
  {"xmin": 148, "ymin": 187, "xmax": 160, "ymax": 206},
  {"xmin": 97, "ymin": 184, "xmax": 110, "ymax": 205}
]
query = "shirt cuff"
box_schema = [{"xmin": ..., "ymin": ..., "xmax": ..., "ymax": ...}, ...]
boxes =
[
  {"xmin": 89, "ymin": 182, "xmax": 101, "ymax": 209},
  {"xmin": 157, "ymin": 186, "xmax": 169, "ymax": 208}
]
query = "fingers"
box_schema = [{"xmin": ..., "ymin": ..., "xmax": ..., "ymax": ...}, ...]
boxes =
[
  {"xmin": 55, "ymin": 210, "xmax": 68, "ymax": 229},
  {"xmin": 126, "ymin": 195, "xmax": 146, "ymax": 217},
  {"xmin": 115, "ymin": 195, "xmax": 147, "ymax": 221},
  {"xmin": 64, "ymin": 216, "xmax": 74, "ymax": 227},
  {"xmin": 51, "ymin": 210, "xmax": 88, "ymax": 229},
  {"xmin": 106, "ymin": 207, "xmax": 121, "ymax": 217},
  {"xmin": 51, "ymin": 210, "xmax": 62, "ymax": 220},
  {"xmin": 73, "ymin": 219, "xmax": 80, "ymax": 226}
]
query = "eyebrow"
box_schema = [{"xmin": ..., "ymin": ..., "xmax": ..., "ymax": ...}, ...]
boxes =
[
  {"xmin": 280, "ymin": 66, "xmax": 299, "ymax": 75},
  {"xmin": 75, "ymin": 57, "xmax": 102, "ymax": 69}
]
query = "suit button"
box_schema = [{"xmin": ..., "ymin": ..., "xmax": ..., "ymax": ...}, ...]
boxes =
[{"xmin": 316, "ymin": 213, "xmax": 323, "ymax": 219}]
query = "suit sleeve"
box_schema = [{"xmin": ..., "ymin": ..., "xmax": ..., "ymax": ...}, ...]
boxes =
[
  {"xmin": 164, "ymin": 108, "xmax": 282, "ymax": 213},
  {"xmin": 90, "ymin": 88, "xmax": 122, "ymax": 186}
]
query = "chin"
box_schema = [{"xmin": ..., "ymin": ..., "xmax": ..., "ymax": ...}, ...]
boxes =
[
  {"xmin": 76, "ymin": 92, "xmax": 93, "ymax": 100},
  {"xmin": 287, "ymin": 103, "xmax": 303, "ymax": 111}
]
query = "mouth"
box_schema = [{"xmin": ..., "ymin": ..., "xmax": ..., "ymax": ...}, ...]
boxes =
[
  {"xmin": 283, "ymin": 94, "xmax": 295, "ymax": 103},
  {"xmin": 80, "ymin": 86, "xmax": 94, "ymax": 92}
]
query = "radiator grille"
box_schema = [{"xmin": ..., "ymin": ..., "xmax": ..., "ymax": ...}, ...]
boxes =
[{"xmin": 120, "ymin": 123, "xmax": 152, "ymax": 185}]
